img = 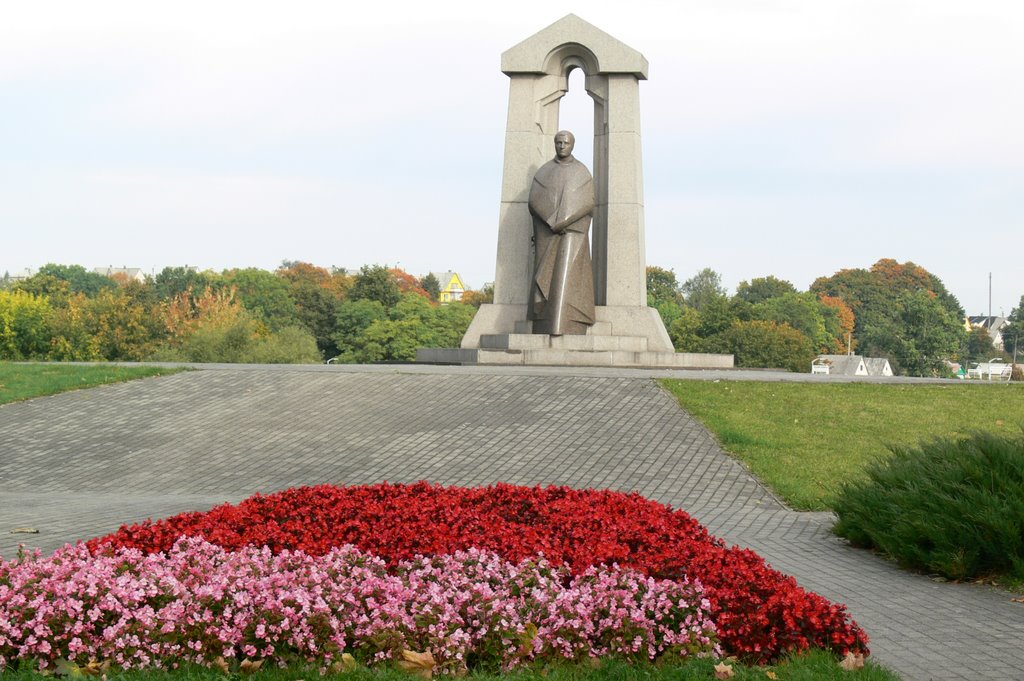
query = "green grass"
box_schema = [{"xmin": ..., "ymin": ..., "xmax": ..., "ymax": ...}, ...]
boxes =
[
  {"xmin": 661, "ymin": 380, "xmax": 1024, "ymax": 511},
  {"xmin": 2, "ymin": 650, "xmax": 900, "ymax": 681},
  {"xmin": 0, "ymin": 362, "xmax": 183, "ymax": 406}
]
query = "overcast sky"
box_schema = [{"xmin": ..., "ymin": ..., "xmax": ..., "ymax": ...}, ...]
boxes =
[{"xmin": 2, "ymin": 0, "xmax": 1021, "ymax": 316}]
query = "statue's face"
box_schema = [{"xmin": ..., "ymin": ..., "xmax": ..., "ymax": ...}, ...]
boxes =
[{"xmin": 554, "ymin": 133, "xmax": 575, "ymax": 159}]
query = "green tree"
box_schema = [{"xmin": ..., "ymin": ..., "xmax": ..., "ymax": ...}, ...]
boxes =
[
  {"xmin": 966, "ymin": 326, "xmax": 997, "ymax": 361},
  {"xmin": 153, "ymin": 267, "xmax": 213, "ymax": 302},
  {"xmin": 349, "ymin": 265, "xmax": 402, "ymax": 308},
  {"xmin": 646, "ymin": 266, "xmax": 685, "ymax": 329},
  {"xmin": 702, "ymin": 319, "xmax": 816, "ymax": 373},
  {"xmin": 35, "ymin": 264, "xmax": 116, "ymax": 297},
  {"xmin": 735, "ymin": 276, "xmax": 797, "ymax": 304},
  {"xmin": 862, "ymin": 290, "xmax": 967, "ymax": 376},
  {"xmin": 668, "ymin": 306, "xmax": 701, "ymax": 351},
  {"xmin": 421, "ymin": 273, "xmax": 441, "ymax": 303},
  {"xmin": 749, "ymin": 292, "xmax": 833, "ymax": 352},
  {"xmin": 223, "ymin": 268, "xmax": 299, "ymax": 329},
  {"xmin": 332, "ymin": 299, "xmax": 389, "ymax": 359},
  {"xmin": 1003, "ymin": 295, "xmax": 1024, "ymax": 357},
  {"xmin": 681, "ymin": 268, "xmax": 727, "ymax": 312}
]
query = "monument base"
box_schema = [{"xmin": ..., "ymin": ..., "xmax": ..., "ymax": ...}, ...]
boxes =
[
  {"xmin": 420, "ymin": 313, "xmax": 733, "ymax": 369},
  {"xmin": 416, "ymin": 342, "xmax": 732, "ymax": 369},
  {"xmin": 461, "ymin": 304, "xmax": 676, "ymax": 352}
]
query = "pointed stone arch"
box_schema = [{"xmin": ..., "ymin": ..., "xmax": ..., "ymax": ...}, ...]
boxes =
[{"xmin": 460, "ymin": 14, "xmax": 673, "ymax": 353}]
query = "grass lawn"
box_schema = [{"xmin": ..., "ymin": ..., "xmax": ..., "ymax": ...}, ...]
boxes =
[
  {"xmin": 0, "ymin": 362, "xmax": 183, "ymax": 406},
  {"xmin": 661, "ymin": 380, "xmax": 1024, "ymax": 511},
  {"xmin": 3, "ymin": 650, "xmax": 899, "ymax": 681}
]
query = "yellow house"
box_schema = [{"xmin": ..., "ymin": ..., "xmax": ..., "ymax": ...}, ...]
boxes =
[{"xmin": 431, "ymin": 271, "xmax": 466, "ymax": 303}]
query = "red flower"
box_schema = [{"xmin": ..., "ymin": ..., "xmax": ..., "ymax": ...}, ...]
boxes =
[{"xmin": 87, "ymin": 482, "xmax": 868, "ymax": 662}]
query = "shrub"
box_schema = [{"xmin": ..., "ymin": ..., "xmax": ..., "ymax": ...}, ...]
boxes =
[
  {"xmin": 833, "ymin": 431, "xmax": 1024, "ymax": 581},
  {"xmin": 88, "ymin": 483, "xmax": 868, "ymax": 662}
]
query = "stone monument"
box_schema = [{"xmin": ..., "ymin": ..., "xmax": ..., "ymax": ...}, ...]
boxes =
[
  {"xmin": 417, "ymin": 14, "xmax": 732, "ymax": 368},
  {"xmin": 528, "ymin": 130, "xmax": 595, "ymax": 336}
]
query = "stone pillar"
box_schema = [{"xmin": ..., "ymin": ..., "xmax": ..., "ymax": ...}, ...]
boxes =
[{"xmin": 461, "ymin": 14, "xmax": 672, "ymax": 352}]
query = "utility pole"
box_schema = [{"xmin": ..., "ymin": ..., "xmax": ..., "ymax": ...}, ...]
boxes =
[{"xmin": 989, "ymin": 272, "xmax": 992, "ymax": 322}]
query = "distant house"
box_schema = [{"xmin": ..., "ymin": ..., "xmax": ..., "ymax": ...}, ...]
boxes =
[
  {"xmin": 966, "ymin": 315, "xmax": 1008, "ymax": 350},
  {"xmin": 813, "ymin": 355, "xmax": 868, "ymax": 376},
  {"xmin": 812, "ymin": 354, "xmax": 893, "ymax": 377},
  {"xmin": 94, "ymin": 266, "xmax": 147, "ymax": 283},
  {"xmin": 6, "ymin": 268, "xmax": 34, "ymax": 282},
  {"xmin": 430, "ymin": 271, "xmax": 466, "ymax": 303},
  {"xmin": 863, "ymin": 357, "xmax": 894, "ymax": 377}
]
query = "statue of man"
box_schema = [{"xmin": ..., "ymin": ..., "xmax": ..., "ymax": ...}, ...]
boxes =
[{"xmin": 527, "ymin": 130, "xmax": 595, "ymax": 335}]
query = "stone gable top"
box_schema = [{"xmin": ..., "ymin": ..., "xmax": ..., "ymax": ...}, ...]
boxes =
[{"xmin": 501, "ymin": 14, "xmax": 648, "ymax": 78}]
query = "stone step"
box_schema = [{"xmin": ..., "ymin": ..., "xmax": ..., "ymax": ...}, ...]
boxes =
[
  {"xmin": 416, "ymin": 347, "xmax": 734, "ymax": 369},
  {"xmin": 480, "ymin": 333, "xmax": 647, "ymax": 352},
  {"xmin": 513, "ymin": 320, "xmax": 614, "ymax": 335}
]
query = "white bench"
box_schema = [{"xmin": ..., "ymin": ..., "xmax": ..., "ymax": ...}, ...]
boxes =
[{"xmin": 967, "ymin": 360, "xmax": 1012, "ymax": 381}]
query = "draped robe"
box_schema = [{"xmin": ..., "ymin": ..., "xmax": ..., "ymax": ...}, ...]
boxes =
[{"xmin": 527, "ymin": 156, "xmax": 596, "ymax": 335}]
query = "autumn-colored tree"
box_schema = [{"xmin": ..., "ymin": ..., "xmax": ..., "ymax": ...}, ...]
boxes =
[
  {"xmin": 818, "ymin": 295, "xmax": 856, "ymax": 354},
  {"xmin": 276, "ymin": 262, "xmax": 345, "ymax": 357},
  {"xmin": 162, "ymin": 286, "xmax": 249, "ymax": 344},
  {"xmin": 48, "ymin": 294, "xmax": 103, "ymax": 361},
  {"xmin": 0, "ymin": 290, "xmax": 52, "ymax": 359},
  {"xmin": 87, "ymin": 288, "xmax": 165, "ymax": 360},
  {"xmin": 389, "ymin": 268, "xmax": 430, "ymax": 300},
  {"xmin": 811, "ymin": 259, "xmax": 965, "ymax": 373},
  {"xmin": 460, "ymin": 285, "xmax": 494, "ymax": 308},
  {"xmin": 276, "ymin": 261, "xmax": 334, "ymax": 289}
]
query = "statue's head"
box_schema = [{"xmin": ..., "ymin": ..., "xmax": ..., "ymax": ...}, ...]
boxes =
[{"xmin": 554, "ymin": 130, "xmax": 575, "ymax": 160}]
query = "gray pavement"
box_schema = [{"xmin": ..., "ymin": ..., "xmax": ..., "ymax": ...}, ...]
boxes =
[{"xmin": 1, "ymin": 363, "xmax": 1021, "ymax": 680}]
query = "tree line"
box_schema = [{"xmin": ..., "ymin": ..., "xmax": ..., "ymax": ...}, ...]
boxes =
[
  {"xmin": 648, "ymin": 258, "xmax": 1022, "ymax": 376},
  {"xmin": 2, "ymin": 259, "xmax": 1019, "ymax": 375},
  {"xmin": 0, "ymin": 263, "xmax": 491, "ymax": 364}
]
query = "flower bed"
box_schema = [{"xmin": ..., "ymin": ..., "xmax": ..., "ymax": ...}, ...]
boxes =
[
  {"xmin": 0, "ymin": 539, "xmax": 717, "ymax": 673},
  {"xmin": 86, "ymin": 483, "xmax": 868, "ymax": 662}
]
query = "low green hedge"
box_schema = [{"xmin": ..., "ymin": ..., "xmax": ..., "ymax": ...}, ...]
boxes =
[{"xmin": 833, "ymin": 430, "xmax": 1024, "ymax": 581}]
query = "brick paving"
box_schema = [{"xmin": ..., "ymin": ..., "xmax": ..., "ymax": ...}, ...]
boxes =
[{"xmin": 1, "ymin": 363, "xmax": 1021, "ymax": 680}]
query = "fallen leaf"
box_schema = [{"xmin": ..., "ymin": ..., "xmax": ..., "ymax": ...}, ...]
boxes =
[
  {"xmin": 239, "ymin": 659, "xmax": 263, "ymax": 675},
  {"xmin": 840, "ymin": 652, "xmax": 865, "ymax": 671},
  {"xmin": 331, "ymin": 653, "xmax": 359, "ymax": 673},
  {"xmin": 211, "ymin": 657, "xmax": 230, "ymax": 675},
  {"xmin": 1011, "ymin": 596, "xmax": 1024, "ymax": 603},
  {"xmin": 54, "ymin": 659, "xmax": 83, "ymax": 678},
  {"xmin": 714, "ymin": 661, "xmax": 735, "ymax": 679},
  {"xmin": 80, "ymin": 659, "xmax": 109, "ymax": 677},
  {"xmin": 766, "ymin": 672, "xmax": 778, "ymax": 680},
  {"xmin": 397, "ymin": 650, "xmax": 435, "ymax": 679}
]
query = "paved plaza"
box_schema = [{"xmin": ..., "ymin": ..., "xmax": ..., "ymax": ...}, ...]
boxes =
[{"xmin": 1, "ymin": 363, "xmax": 1021, "ymax": 680}]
